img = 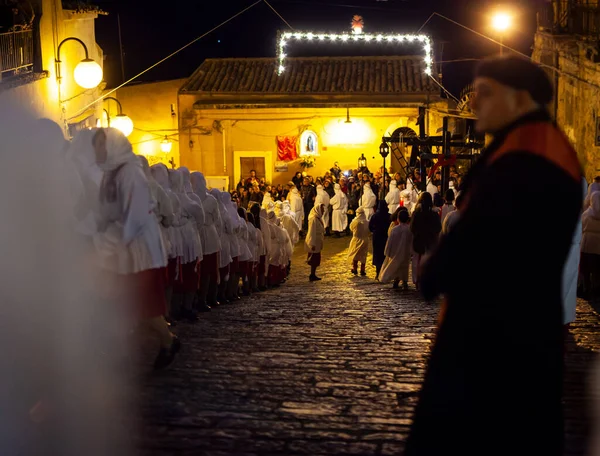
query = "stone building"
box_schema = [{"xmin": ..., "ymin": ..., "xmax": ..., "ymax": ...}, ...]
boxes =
[
  {"xmin": 175, "ymin": 55, "xmax": 446, "ymax": 189},
  {"xmin": 533, "ymin": 0, "xmax": 600, "ymax": 179},
  {"xmin": 0, "ymin": 0, "xmax": 105, "ymax": 135}
]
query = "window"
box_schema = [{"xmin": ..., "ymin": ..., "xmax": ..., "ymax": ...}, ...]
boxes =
[{"xmin": 299, "ymin": 130, "xmax": 318, "ymax": 157}]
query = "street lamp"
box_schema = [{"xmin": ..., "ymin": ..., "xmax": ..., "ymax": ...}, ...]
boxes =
[
  {"xmin": 56, "ymin": 37, "xmax": 103, "ymax": 89},
  {"xmin": 102, "ymin": 97, "xmax": 134, "ymax": 137},
  {"xmin": 160, "ymin": 136, "xmax": 173, "ymax": 153},
  {"xmin": 379, "ymin": 141, "xmax": 390, "ymax": 198},
  {"xmin": 492, "ymin": 12, "xmax": 511, "ymax": 55},
  {"xmin": 358, "ymin": 153, "xmax": 367, "ymax": 170}
]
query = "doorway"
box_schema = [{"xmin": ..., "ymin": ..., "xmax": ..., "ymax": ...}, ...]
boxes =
[{"xmin": 240, "ymin": 157, "xmax": 266, "ymax": 181}]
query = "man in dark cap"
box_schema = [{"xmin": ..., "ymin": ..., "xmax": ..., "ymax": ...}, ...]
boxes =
[{"xmin": 406, "ymin": 56, "xmax": 583, "ymax": 456}]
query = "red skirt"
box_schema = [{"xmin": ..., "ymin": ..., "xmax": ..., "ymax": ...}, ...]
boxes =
[
  {"xmin": 238, "ymin": 260, "xmax": 248, "ymax": 277},
  {"xmin": 230, "ymin": 256, "xmax": 239, "ymax": 275},
  {"xmin": 258, "ymin": 255, "xmax": 266, "ymax": 276},
  {"xmin": 201, "ymin": 252, "xmax": 219, "ymax": 279},
  {"xmin": 112, "ymin": 269, "xmax": 167, "ymax": 320},
  {"xmin": 307, "ymin": 252, "xmax": 321, "ymax": 267},
  {"xmin": 176, "ymin": 260, "xmax": 198, "ymax": 293}
]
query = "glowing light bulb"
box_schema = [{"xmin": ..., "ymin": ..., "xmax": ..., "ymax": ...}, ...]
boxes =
[
  {"xmin": 386, "ymin": 36, "xmax": 394, "ymax": 42},
  {"xmin": 341, "ymin": 34, "xmax": 349, "ymax": 41},
  {"xmin": 278, "ymin": 65, "xmax": 285, "ymax": 74},
  {"xmin": 307, "ymin": 32, "xmax": 314, "ymax": 40},
  {"xmin": 111, "ymin": 114, "xmax": 134, "ymax": 137},
  {"xmin": 294, "ymin": 33, "xmax": 302, "ymax": 39},
  {"xmin": 73, "ymin": 59, "xmax": 103, "ymax": 89},
  {"xmin": 318, "ymin": 34, "xmax": 325, "ymax": 40},
  {"xmin": 376, "ymin": 35, "xmax": 383, "ymax": 42}
]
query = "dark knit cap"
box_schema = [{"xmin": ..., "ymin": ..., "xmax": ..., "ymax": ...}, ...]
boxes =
[{"xmin": 475, "ymin": 56, "xmax": 553, "ymax": 105}]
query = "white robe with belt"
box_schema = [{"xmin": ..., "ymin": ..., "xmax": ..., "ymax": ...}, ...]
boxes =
[
  {"xmin": 330, "ymin": 189, "xmax": 348, "ymax": 232},
  {"xmin": 379, "ymin": 223, "xmax": 413, "ymax": 283}
]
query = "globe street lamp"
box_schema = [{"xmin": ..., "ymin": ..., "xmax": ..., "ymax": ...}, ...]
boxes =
[
  {"xmin": 102, "ymin": 97, "xmax": 134, "ymax": 137},
  {"xmin": 492, "ymin": 12, "xmax": 511, "ymax": 55},
  {"xmin": 56, "ymin": 37, "xmax": 103, "ymax": 89},
  {"xmin": 160, "ymin": 136, "xmax": 173, "ymax": 153}
]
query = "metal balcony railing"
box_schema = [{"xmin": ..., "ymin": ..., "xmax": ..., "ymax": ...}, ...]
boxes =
[{"xmin": 0, "ymin": 30, "xmax": 33, "ymax": 79}]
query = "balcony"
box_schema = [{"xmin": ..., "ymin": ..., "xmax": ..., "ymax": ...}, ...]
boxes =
[
  {"xmin": 538, "ymin": 2, "xmax": 600, "ymax": 37},
  {"xmin": 0, "ymin": 30, "xmax": 33, "ymax": 80}
]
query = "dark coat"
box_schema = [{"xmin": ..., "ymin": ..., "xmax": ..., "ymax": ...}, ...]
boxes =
[
  {"xmin": 369, "ymin": 201, "xmax": 391, "ymax": 267},
  {"xmin": 410, "ymin": 209, "xmax": 441, "ymax": 254},
  {"xmin": 405, "ymin": 110, "xmax": 583, "ymax": 456}
]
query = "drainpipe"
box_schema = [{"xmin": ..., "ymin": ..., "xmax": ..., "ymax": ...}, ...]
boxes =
[{"xmin": 222, "ymin": 120, "xmax": 228, "ymax": 176}]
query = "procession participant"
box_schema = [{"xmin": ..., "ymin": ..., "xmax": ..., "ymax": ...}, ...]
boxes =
[
  {"xmin": 581, "ymin": 191, "xmax": 600, "ymax": 301},
  {"xmin": 330, "ymin": 183, "xmax": 348, "ymax": 237},
  {"xmin": 441, "ymin": 193, "xmax": 463, "ymax": 235},
  {"xmin": 92, "ymin": 128, "xmax": 179, "ymax": 370},
  {"xmin": 440, "ymin": 189, "xmax": 456, "ymax": 226},
  {"xmin": 267, "ymin": 207, "xmax": 285, "ymax": 286},
  {"xmin": 169, "ymin": 169, "xmax": 206, "ymax": 316},
  {"xmin": 246, "ymin": 211, "xmax": 261, "ymax": 292},
  {"xmin": 359, "ymin": 182, "xmax": 376, "ymax": 221},
  {"xmin": 288, "ymin": 183, "xmax": 305, "ymax": 229},
  {"xmin": 584, "ymin": 176, "xmax": 600, "ymax": 209},
  {"xmin": 152, "ymin": 164, "xmax": 184, "ymax": 317},
  {"xmin": 191, "ymin": 171, "xmax": 222, "ymax": 308},
  {"xmin": 280, "ymin": 201, "xmax": 300, "ymax": 245},
  {"xmin": 409, "ymin": 192, "xmax": 441, "ymax": 290},
  {"xmin": 235, "ymin": 207, "xmax": 254, "ymax": 296},
  {"xmin": 305, "ymin": 203, "xmax": 326, "ymax": 282},
  {"xmin": 369, "ymin": 200, "xmax": 391, "ymax": 280},
  {"xmin": 274, "ymin": 200, "xmax": 283, "ymax": 218},
  {"xmin": 315, "ymin": 184, "xmax": 331, "ymax": 235},
  {"xmin": 250, "ymin": 203, "xmax": 270, "ymax": 291},
  {"xmin": 406, "ymin": 56, "xmax": 582, "ymax": 456},
  {"xmin": 379, "ymin": 209, "xmax": 413, "ymax": 290},
  {"xmin": 385, "ymin": 179, "xmax": 400, "ymax": 215},
  {"xmin": 210, "ymin": 188, "xmax": 233, "ymax": 303},
  {"xmin": 348, "ymin": 207, "xmax": 370, "ymax": 276},
  {"xmin": 222, "ymin": 194, "xmax": 241, "ymax": 301},
  {"xmin": 261, "ymin": 190, "xmax": 274, "ymax": 210},
  {"xmin": 139, "ymin": 158, "xmax": 176, "ymax": 317}
]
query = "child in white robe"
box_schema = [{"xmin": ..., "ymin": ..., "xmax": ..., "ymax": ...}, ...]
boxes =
[
  {"xmin": 379, "ymin": 210, "xmax": 413, "ymax": 290},
  {"xmin": 348, "ymin": 207, "xmax": 370, "ymax": 275}
]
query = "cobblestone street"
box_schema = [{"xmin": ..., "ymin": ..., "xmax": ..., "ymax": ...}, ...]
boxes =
[{"xmin": 136, "ymin": 237, "xmax": 600, "ymax": 456}]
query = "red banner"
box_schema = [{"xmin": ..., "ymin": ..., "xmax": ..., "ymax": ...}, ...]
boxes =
[{"xmin": 277, "ymin": 136, "xmax": 298, "ymax": 162}]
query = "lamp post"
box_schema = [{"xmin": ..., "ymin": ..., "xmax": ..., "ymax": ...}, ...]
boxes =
[
  {"xmin": 358, "ymin": 153, "xmax": 367, "ymax": 170},
  {"xmin": 102, "ymin": 97, "xmax": 134, "ymax": 137},
  {"xmin": 379, "ymin": 140, "xmax": 390, "ymax": 198},
  {"xmin": 55, "ymin": 37, "xmax": 103, "ymax": 89},
  {"xmin": 491, "ymin": 12, "xmax": 511, "ymax": 55}
]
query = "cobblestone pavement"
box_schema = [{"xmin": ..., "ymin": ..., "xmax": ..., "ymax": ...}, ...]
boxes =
[{"xmin": 135, "ymin": 236, "xmax": 600, "ymax": 456}]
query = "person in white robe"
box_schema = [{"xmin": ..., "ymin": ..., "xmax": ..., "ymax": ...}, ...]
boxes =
[
  {"xmin": 426, "ymin": 177, "xmax": 438, "ymax": 198},
  {"xmin": 330, "ymin": 183, "xmax": 349, "ymax": 236},
  {"xmin": 314, "ymin": 184, "xmax": 331, "ymax": 232},
  {"xmin": 168, "ymin": 169, "xmax": 207, "ymax": 316},
  {"xmin": 267, "ymin": 209, "xmax": 286, "ymax": 286},
  {"xmin": 222, "ymin": 193, "xmax": 242, "ymax": 301},
  {"xmin": 262, "ymin": 191, "xmax": 274, "ymax": 210},
  {"xmin": 235, "ymin": 207, "xmax": 254, "ymax": 295},
  {"xmin": 191, "ymin": 171, "xmax": 222, "ymax": 307},
  {"xmin": 379, "ymin": 210, "xmax": 413, "ymax": 290},
  {"xmin": 305, "ymin": 204, "xmax": 326, "ymax": 281},
  {"xmin": 400, "ymin": 179, "xmax": 418, "ymax": 214},
  {"xmin": 280, "ymin": 201, "xmax": 300, "ymax": 245},
  {"xmin": 449, "ymin": 180, "xmax": 458, "ymax": 199},
  {"xmin": 245, "ymin": 211, "xmax": 261, "ymax": 292},
  {"xmin": 359, "ymin": 182, "xmax": 377, "ymax": 221},
  {"xmin": 385, "ymin": 180, "xmax": 401, "ymax": 215},
  {"xmin": 211, "ymin": 189, "xmax": 233, "ymax": 302},
  {"xmin": 92, "ymin": 128, "xmax": 178, "ymax": 370},
  {"xmin": 440, "ymin": 189, "xmax": 456, "ymax": 227},
  {"xmin": 348, "ymin": 207, "xmax": 370, "ymax": 275},
  {"xmin": 562, "ymin": 178, "xmax": 588, "ymax": 325},
  {"xmin": 288, "ymin": 185, "xmax": 304, "ymax": 229}
]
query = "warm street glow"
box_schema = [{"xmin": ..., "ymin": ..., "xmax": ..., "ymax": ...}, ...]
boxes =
[
  {"xmin": 276, "ymin": 31, "xmax": 433, "ymax": 76},
  {"xmin": 326, "ymin": 117, "xmax": 373, "ymax": 146},
  {"xmin": 492, "ymin": 13, "xmax": 512, "ymax": 32},
  {"xmin": 160, "ymin": 137, "xmax": 173, "ymax": 153},
  {"xmin": 73, "ymin": 58, "xmax": 103, "ymax": 89}
]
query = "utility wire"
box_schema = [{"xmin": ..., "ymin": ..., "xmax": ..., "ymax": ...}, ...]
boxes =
[
  {"xmin": 69, "ymin": 0, "xmax": 263, "ymax": 119},
  {"xmin": 428, "ymin": 75, "xmax": 461, "ymax": 104},
  {"xmin": 263, "ymin": 0, "xmax": 294, "ymax": 30}
]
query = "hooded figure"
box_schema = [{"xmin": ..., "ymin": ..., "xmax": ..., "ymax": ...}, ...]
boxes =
[
  {"xmin": 561, "ymin": 178, "xmax": 587, "ymax": 324},
  {"xmin": 348, "ymin": 207, "xmax": 370, "ymax": 274},
  {"xmin": 191, "ymin": 171, "xmax": 222, "ymax": 307},
  {"xmin": 262, "ymin": 191, "xmax": 274, "ymax": 210},
  {"xmin": 379, "ymin": 210, "xmax": 413, "ymax": 287},
  {"xmin": 359, "ymin": 182, "xmax": 376, "ymax": 221},
  {"xmin": 385, "ymin": 180, "xmax": 401, "ymax": 215},
  {"xmin": 266, "ymin": 208, "xmax": 285, "ymax": 285},
  {"xmin": 330, "ymin": 183, "xmax": 349, "ymax": 234},
  {"xmin": 274, "ymin": 201, "xmax": 283, "ymax": 218},
  {"xmin": 93, "ymin": 129, "xmax": 176, "ymax": 368},
  {"xmin": 152, "ymin": 164, "xmax": 184, "ymax": 262},
  {"xmin": 222, "ymin": 192, "xmax": 242, "ymax": 301},
  {"xmin": 426, "ymin": 177, "xmax": 438, "ymax": 197},
  {"xmin": 289, "ymin": 186, "xmax": 304, "ymax": 228},
  {"xmin": 178, "ymin": 166, "xmax": 206, "ymax": 252},
  {"xmin": 400, "ymin": 180, "xmax": 418, "ymax": 214},
  {"xmin": 580, "ymin": 191, "xmax": 600, "ymax": 300},
  {"xmin": 584, "ymin": 181, "xmax": 600, "ymax": 209},
  {"xmin": 369, "ymin": 200, "xmax": 391, "ymax": 279},
  {"xmin": 138, "ymin": 156, "xmax": 174, "ymax": 258},
  {"xmin": 280, "ymin": 201, "xmax": 300, "ymax": 245},
  {"xmin": 305, "ymin": 204, "xmax": 325, "ymax": 281},
  {"xmin": 314, "ymin": 184, "xmax": 331, "ymax": 229},
  {"xmin": 211, "ymin": 189, "xmax": 233, "ymax": 302}
]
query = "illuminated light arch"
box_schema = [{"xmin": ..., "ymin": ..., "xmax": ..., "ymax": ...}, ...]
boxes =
[{"xmin": 276, "ymin": 31, "xmax": 433, "ymax": 76}]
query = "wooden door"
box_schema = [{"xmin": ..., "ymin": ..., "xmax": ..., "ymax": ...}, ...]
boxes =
[{"xmin": 240, "ymin": 157, "xmax": 266, "ymax": 181}]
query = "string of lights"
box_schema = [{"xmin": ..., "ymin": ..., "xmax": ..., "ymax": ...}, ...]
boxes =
[{"xmin": 276, "ymin": 31, "xmax": 433, "ymax": 76}]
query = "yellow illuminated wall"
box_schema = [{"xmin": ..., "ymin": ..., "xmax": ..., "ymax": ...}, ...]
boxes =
[
  {"xmin": 114, "ymin": 79, "xmax": 186, "ymax": 167},
  {"xmin": 177, "ymin": 102, "xmax": 446, "ymax": 188}
]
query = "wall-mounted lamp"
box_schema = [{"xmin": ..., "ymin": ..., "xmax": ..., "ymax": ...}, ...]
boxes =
[
  {"xmin": 56, "ymin": 37, "xmax": 103, "ymax": 89},
  {"xmin": 102, "ymin": 97, "xmax": 134, "ymax": 137},
  {"xmin": 160, "ymin": 136, "xmax": 173, "ymax": 153}
]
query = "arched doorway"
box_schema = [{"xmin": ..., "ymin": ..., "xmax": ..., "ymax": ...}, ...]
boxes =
[{"xmin": 390, "ymin": 127, "xmax": 417, "ymax": 178}]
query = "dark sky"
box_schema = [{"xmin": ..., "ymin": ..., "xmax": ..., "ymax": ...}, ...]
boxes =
[{"xmin": 94, "ymin": 0, "xmax": 541, "ymax": 95}]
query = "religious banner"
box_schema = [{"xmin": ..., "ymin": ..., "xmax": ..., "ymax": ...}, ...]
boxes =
[{"xmin": 276, "ymin": 135, "xmax": 298, "ymax": 162}]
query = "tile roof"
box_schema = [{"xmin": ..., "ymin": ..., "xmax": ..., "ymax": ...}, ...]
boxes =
[{"xmin": 181, "ymin": 56, "xmax": 437, "ymax": 97}]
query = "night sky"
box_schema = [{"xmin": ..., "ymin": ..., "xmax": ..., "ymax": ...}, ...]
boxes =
[{"xmin": 93, "ymin": 0, "xmax": 541, "ymax": 96}]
